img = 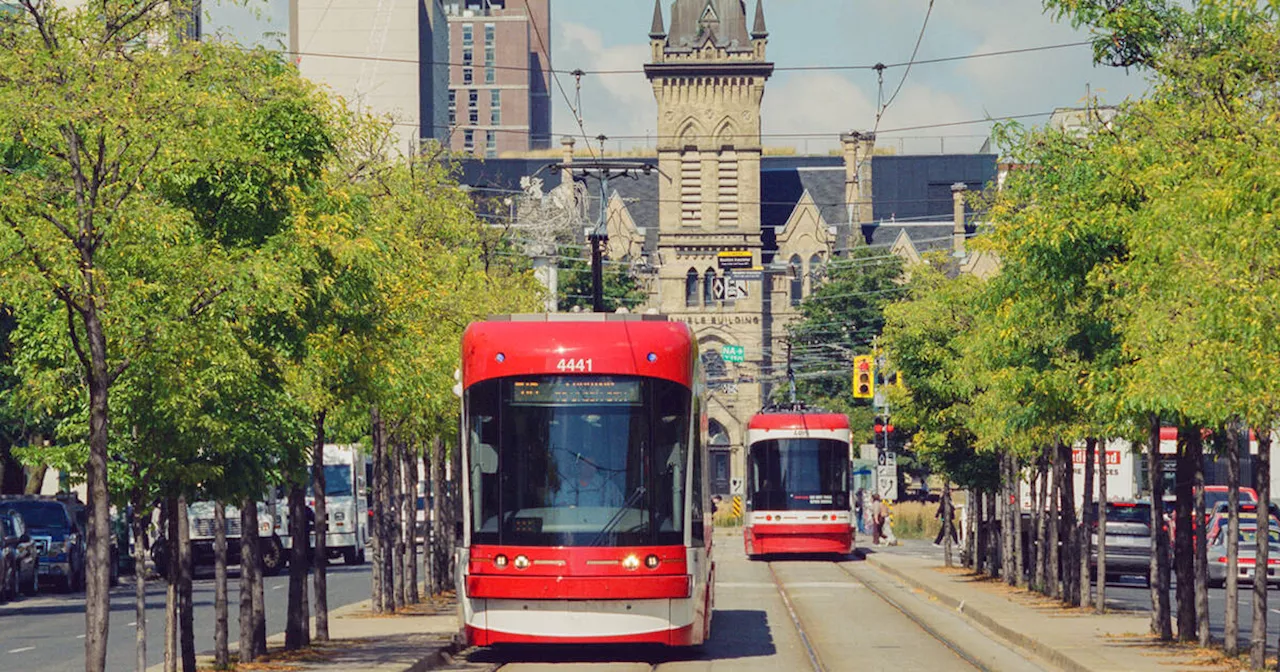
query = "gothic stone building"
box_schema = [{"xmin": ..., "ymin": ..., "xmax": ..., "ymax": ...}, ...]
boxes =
[{"xmin": 457, "ymin": 0, "xmax": 997, "ymax": 497}]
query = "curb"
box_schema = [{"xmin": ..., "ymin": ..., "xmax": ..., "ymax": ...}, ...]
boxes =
[{"xmin": 863, "ymin": 554, "xmax": 1092, "ymax": 672}]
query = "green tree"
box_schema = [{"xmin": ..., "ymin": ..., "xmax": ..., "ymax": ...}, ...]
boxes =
[{"xmin": 556, "ymin": 252, "xmax": 647, "ymax": 313}]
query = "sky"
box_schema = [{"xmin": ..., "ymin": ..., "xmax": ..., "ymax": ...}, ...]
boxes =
[{"xmin": 549, "ymin": 0, "xmax": 1152, "ymax": 155}]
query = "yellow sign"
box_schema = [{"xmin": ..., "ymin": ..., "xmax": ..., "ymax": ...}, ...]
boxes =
[{"xmin": 731, "ymin": 495, "xmax": 742, "ymax": 517}]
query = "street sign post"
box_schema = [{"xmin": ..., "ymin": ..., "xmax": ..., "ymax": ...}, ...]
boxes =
[
  {"xmin": 721, "ymin": 344, "xmax": 745, "ymax": 363},
  {"xmin": 877, "ymin": 466, "xmax": 898, "ymax": 501}
]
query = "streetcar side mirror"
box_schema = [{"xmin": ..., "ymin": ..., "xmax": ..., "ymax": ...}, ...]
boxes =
[{"xmin": 476, "ymin": 442, "xmax": 498, "ymax": 474}]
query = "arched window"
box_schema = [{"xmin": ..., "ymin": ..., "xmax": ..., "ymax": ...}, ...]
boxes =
[
  {"xmin": 685, "ymin": 268, "xmax": 699, "ymax": 307},
  {"xmin": 789, "ymin": 255, "xmax": 803, "ymax": 306},
  {"xmin": 724, "ymin": 269, "xmax": 736, "ymax": 307},
  {"xmin": 808, "ymin": 253, "xmax": 824, "ymax": 295},
  {"xmin": 704, "ymin": 268, "xmax": 716, "ymax": 306}
]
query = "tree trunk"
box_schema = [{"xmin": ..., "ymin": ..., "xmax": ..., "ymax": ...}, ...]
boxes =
[
  {"xmin": 404, "ymin": 447, "xmax": 419, "ymax": 604},
  {"xmin": 942, "ymin": 479, "xmax": 954, "ymax": 568},
  {"xmin": 1174, "ymin": 425, "xmax": 1196, "ymax": 642},
  {"xmin": 311, "ymin": 411, "xmax": 329, "ymax": 642},
  {"xmin": 1096, "ymin": 442, "xmax": 1109, "ymax": 614},
  {"xmin": 370, "ymin": 407, "xmax": 385, "ymax": 613},
  {"xmin": 239, "ymin": 495, "xmax": 266, "ymax": 661},
  {"xmin": 213, "ymin": 502, "xmax": 229, "ymax": 670},
  {"xmin": 1030, "ymin": 459, "xmax": 1042, "ymax": 591},
  {"xmin": 391, "ymin": 442, "xmax": 405, "ymax": 611},
  {"xmin": 1012, "ymin": 457, "xmax": 1025, "ymax": 588},
  {"xmin": 239, "ymin": 501, "xmax": 257, "ymax": 663},
  {"xmin": 1080, "ymin": 438, "xmax": 1095, "ymax": 608},
  {"xmin": 1252, "ymin": 429, "xmax": 1270, "ymax": 669},
  {"xmin": 447, "ymin": 437, "xmax": 460, "ymax": 583},
  {"xmin": 431, "ymin": 438, "xmax": 445, "ymax": 596},
  {"xmin": 1225, "ymin": 425, "xmax": 1241, "ymax": 656},
  {"xmin": 84, "ymin": 311, "xmax": 112, "ymax": 672},
  {"xmin": 177, "ymin": 495, "xmax": 195, "ymax": 672},
  {"xmin": 164, "ymin": 498, "xmax": 178, "ymax": 672},
  {"xmin": 285, "ymin": 478, "xmax": 311, "ymax": 650},
  {"xmin": 986, "ymin": 486, "xmax": 999, "ymax": 578},
  {"xmin": 132, "ymin": 494, "xmax": 148, "ymax": 672},
  {"xmin": 965, "ymin": 489, "xmax": 977, "ymax": 570},
  {"xmin": 381, "ymin": 434, "xmax": 395, "ymax": 612},
  {"xmin": 1058, "ymin": 442, "xmax": 1078, "ymax": 606},
  {"xmin": 1003, "ymin": 454, "xmax": 1016, "ymax": 585},
  {"xmin": 1191, "ymin": 430, "xmax": 1208, "ymax": 648},
  {"xmin": 1048, "ymin": 447, "xmax": 1061, "ymax": 599},
  {"xmin": 23, "ymin": 463, "xmax": 47, "ymax": 495},
  {"xmin": 1148, "ymin": 416, "xmax": 1172, "ymax": 640},
  {"xmin": 975, "ymin": 490, "xmax": 989, "ymax": 575}
]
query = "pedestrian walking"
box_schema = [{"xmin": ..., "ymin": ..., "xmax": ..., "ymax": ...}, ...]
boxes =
[
  {"xmin": 854, "ymin": 488, "xmax": 866, "ymax": 535},
  {"xmin": 871, "ymin": 494, "xmax": 883, "ymax": 545},
  {"xmin": 934, "ymin": 496, "xmax": 958, "ymax": 546},
  {"xmin": 877, "ymin": 496, "xmax": 895, "ymax": 546}
]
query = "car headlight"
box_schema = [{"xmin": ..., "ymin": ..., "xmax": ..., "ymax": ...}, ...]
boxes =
[{"xmin": 333, "ymin": 511, "xmax": 345, "ymax": 522}]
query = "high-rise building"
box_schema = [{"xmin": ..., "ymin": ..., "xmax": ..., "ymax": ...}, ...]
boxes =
[
  {"xmin": 197, "ymin": 0, "xmax": 450, "ymax": 152},
  {"xmin": 444, "ymin": 0, "xmax": 551, "ymax": 156}
]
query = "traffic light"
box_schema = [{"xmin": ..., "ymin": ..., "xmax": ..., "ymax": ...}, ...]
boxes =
[
  {"xmin": 873, "ymin": 415, "xmax": 895, "ymax": 436},
  {"xmin": 853, "ymin": 355, "xmax": 875, "ymax": 399}
]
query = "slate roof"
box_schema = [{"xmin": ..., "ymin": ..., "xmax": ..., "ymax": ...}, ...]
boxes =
[
  {"xmin": 871, "ymin": 154, "xmax": 997, "ymax": 222},
  {"xmin": 452, "ymin": 153, "xmax": 995, "ymax": 261},
  {"xmin": 666, "ymin": 0, "xmax": 753, "ymax": 53}
]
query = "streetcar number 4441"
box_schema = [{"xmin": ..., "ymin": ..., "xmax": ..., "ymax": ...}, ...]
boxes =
[{"xmin": 556, "ymin": 358, "xmax": 593, "ymax": 372}]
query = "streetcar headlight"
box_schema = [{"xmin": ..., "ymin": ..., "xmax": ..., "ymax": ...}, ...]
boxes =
[
  {"xmin": 513, "ymin": 554, "xmax": 530, "ymax": 570},
  {"xmin": 494, "ymin": 554, "xmax": 509, "ymax": 569},
  {"xmin": 646, "ymin": 352, "xmax": 658, "ymax": 363},
  {"xmin": 644, "ymin": 554, "xmax": 660, "ymax": 570},
  {"xmin": 622, "ymin": 554, "xmax": 641, "ymax": 571},
  {"xmin": 495, "ymin": 352, "xmax": 506, "ymax": 363}
]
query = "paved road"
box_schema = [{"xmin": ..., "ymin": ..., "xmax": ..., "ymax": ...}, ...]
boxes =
[
  {"xmin": 0, "ymin": 562, "xmax": 372, "ymax": 672},
  {"xmin": 463, "ymin": 533, "xmax": 1037, "ymax": 672}
]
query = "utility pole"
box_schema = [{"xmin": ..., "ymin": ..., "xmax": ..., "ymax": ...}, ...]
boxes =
[
  {"xmin": 786, "ymin": 341, "xmax": 797, "ymax": 405},
  {"xmin": 538, "ymin": 158, "xmax": 658, "ymax": 313}
]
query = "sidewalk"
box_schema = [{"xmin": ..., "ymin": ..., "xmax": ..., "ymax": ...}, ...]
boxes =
[
  {"xmin": 862, "ymin": 545, "xmax": 1213, "ymax": 672},
  {"xmin": 145, "ymin": 595, "xmax": 459, "ymax": 672}
]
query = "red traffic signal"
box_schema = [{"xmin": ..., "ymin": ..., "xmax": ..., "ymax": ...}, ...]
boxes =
[{"xmin": 873, "ymin": 416, "xmax": 894, "ymax": 434}]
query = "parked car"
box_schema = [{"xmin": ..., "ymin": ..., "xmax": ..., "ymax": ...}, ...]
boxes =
[
  {"xmin": 1207, "ymin": 501, "xmax": 1280, "ymax": 544},
  {"xmin": 1, "ymin": 509, "xmax": 39, "ymax": 600},
  {"xmin": 0, "ymin": 495, "xmax": 87, "ymax": 592},
  {"xmin": 1089, "ymin": 501, "xmax": 1153, "ymax": 585},
  {"xmin": 1208, "ymin": 522, "xmax": 1280, "ymax": 588}
]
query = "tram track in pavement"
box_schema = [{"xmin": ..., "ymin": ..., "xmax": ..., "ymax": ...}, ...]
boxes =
[{"xmin": 766, "ymin": 561, "xmax": 828, "ymax": 672}]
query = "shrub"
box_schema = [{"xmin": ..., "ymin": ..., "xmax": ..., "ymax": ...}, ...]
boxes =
[{"xmin": 890, "ymin": 501, "xmax": 942, "ymax": 540}]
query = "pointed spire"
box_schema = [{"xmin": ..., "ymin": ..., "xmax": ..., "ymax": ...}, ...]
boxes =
[
  {"xmin": 752, "ymin": 0, "xmax": 768, "ymax": 38},
  {"xmin": 650, "ymin": 0, "xmax": 666, "ymax": 38}
]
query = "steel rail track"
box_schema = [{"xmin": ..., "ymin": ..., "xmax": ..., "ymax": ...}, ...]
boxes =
[
  {"xmin": 835, "ymin": 560, "xmax": 987, "ymax": 672},
  {"xmin": 766, "ymin": 561, "xmax": 827, "ymax": 672}
]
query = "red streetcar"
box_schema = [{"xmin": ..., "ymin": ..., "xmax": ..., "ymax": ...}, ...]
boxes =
[
  {"xmin": 457, "ymin": 314, "xmax": 713, "ymax": 647},
  {"xmin": 743, "ymin": 407, "xmax": 854, "ymax": 557}
]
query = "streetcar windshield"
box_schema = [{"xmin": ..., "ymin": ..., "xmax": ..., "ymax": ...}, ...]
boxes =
[
  {"xmin": 467, "ymin": 375, "xmax": 691, "ymax": 546},
  {"xmin": 748, "ymin": 439, "xmax": 849, "ymax": 511}
]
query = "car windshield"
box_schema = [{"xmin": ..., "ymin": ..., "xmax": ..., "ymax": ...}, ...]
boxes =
[
  {"xmin": 467, "ymin": 375, "xmax": 692, "ymax": 547},
  {"xmin": 1223, "ymin": 526, "xmax": 1280, "ymax": 545},
  {"xmin": 748, "ymin": 438, "xmax": 849, "ymax": 511},
  {"xmin": 4, "ymin": 502, "xmax": 68, "ymax": 530},
  {"xmin": 307, "ymin": 465, "xmax": 354, "ymax": 498}
]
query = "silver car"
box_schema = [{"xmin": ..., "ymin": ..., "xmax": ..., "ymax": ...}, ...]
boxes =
[
  {"xmin": 1090, "ymin": 501, "xmax": 1153, "ymax": 585},
  {"xmin": 1208, "ymin": 524, "xmax": 1280, "ymax": 588}
]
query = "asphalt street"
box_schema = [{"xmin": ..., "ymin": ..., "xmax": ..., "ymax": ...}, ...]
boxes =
[{"xmin": 0, "ymin": 562, "xmax": 372, "ymax": 672}]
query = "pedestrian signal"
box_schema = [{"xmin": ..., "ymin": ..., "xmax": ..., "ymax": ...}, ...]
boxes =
[{"xmin": 853, "ymin": 355, "xmax": 875, "ymax": 399}]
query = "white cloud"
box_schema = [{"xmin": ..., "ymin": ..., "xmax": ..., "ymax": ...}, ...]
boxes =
[{"xmin": 554, "ymin": 22, "xmax": 656, "ymax": 149}]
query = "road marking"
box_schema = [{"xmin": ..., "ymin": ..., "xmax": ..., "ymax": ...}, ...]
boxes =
[
  {"xmin": 127, "ymin": 622, "xmax": 136, "ymax": 626},
  {"xmin": 76, "ymin": 634, "xmax": 85, "ymax": 639},
  {"xmin": 1271, "ymin": 609, "xmax": 1280, "ymax": 615},
  {"xmin": 271, "ymin": 584, "xmax": 284, "ymax": 590},
  {"xmin": 8, "ymin": 647, "xmax": 35, "ymax": 654},
  {"xmin": 783, "ymin": 582, "xmax": 863, "ymax": 589}
]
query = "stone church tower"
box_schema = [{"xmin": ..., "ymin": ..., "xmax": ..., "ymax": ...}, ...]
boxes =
[{"xmin": 645, "ymin": 0, "xmax": 773, "ymax": 494}]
